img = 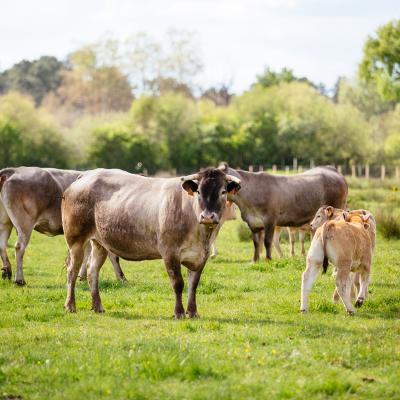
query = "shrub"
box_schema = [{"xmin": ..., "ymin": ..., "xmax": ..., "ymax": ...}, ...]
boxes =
[
  {"xmin": 237, "ymin": 223, "xmax": 252, "ymax": 242},
  {"xmin": 376, "ymin": 208, "xmax": 400, "ymax": 239}
]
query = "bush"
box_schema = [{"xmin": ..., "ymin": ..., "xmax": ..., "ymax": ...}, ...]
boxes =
[
  {"xmin": 376, "ymin": 209, "xmax": 400, "ymax": 239},
  {"xmin": 237, "ymin": 223, "xmax": 252, "ymax": 242}
]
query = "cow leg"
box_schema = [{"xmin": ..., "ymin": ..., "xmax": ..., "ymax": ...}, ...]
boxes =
[
  {"xmin": 288, "ymin": 227, "xmax": 296, "ymax": 257},
  {"xmin": 65, "ymin": 243, "xmax": 85, "ymax": 312},
  {"xmin": 0, "ymin": 221, "xmax": 13, "ymax": 280},
  {"xmin": 187, "ymin": 266, "xmax": 204, "ymax": 318},
  {"xmin": 108, "ymin": 252, "xmax": 127, "ymax": 282},
  {"xmin": 300, "ymin": 257, "xmax": 321, "ymax": 313},
  {"xmin": 299, "ymin": 231, "xmax": 306, "ymax": 256},
  {"xmin": 263, "ymin": 223, "xmax": 275, "ymax": 260},
  {"xmin": 14, "ymin": 222, "xmax": 34, "ymax": 286},
  {"xmin": 78, "ymin": 242, "xmax": 91, "ymax": 281},
  {"xmin": 273, "ymin": 227, "xmax": 284, "ymax": 258},
  {"xmin": 355, "ymin": 270, "xmax": 369, "ymax": 308},
  {"xmin": 164, "ymin": 257, "xmax": 185, "ymax": 319},
  {"xmin": 336, "ymin": 266, "xmax": 356, "ymax": 315},
  {"xmin": 251, "ymin": 229, "xmax": 264, "ymax": 262},
  {"xmin": 88, "ymin": 240, "xmax": 107, "ymax": 313}
]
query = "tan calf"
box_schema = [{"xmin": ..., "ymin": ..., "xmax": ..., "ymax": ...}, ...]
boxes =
[{"xmin": 301, "ymin": 210, "xmax": 375, "ymax": 314}]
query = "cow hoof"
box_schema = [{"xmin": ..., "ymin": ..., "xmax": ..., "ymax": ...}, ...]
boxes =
[
  {"xmin": 15, "ymin": 279, "xmax": 26, "ymax": 286},
  {"xmin": 92, "ymin": 304, "xmax": 105, "ymax": 313},
  {"xmin": 187, "ymin": 311, "xmax": 199, "ymax": 319},
  {"xmin": 65, "ymin": 303, "xmax": 76, "ymax": 313},
  {"xmin": 347, "ymin": 310, "xmax": 355, "ymax": 316},
  {"xmin": 300, "ymin": 309, "xmax": 307, "ymax": 314},
  {"xmin": 1, "ymin": 269, "xmax": 11, "ymax": 280},
  {"xmin": 174, "ymin": 313, "xmax": 186, "ymax": 320},
  {"xmin": 355, "ymin": 298, "xmax": 364, "ymax": 308},
  {"xmin": 119, "ymin": 276, "xmax": 128, "ymax": 283}
]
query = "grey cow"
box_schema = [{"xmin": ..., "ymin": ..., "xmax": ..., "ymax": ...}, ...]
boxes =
[
  {"xmin": 218, "ymin": 163, "xmax": 348, "ymax": 262},
  {"xmin": 61, "ymin": 168, "xmax": 241, "ymax": 318},
  {"xmin": 0, "ymin": 167, "xmax": 125, "ymax": 285}
]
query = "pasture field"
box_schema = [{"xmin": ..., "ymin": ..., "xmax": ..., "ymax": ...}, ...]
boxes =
[{"xmin": 0, "ymin": 179, "xmax": 399, "ymax": 399}]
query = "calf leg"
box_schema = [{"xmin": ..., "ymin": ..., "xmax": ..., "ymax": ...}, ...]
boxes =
[
  {"xmin": 187, "ymin": 266, "xmax": 204, "ymax": 318},
  {"xmin": 336, "ymin": 267, "xmax": 356, "ymax": 315},
  {"xmin": 273, "ymin": 227, "xmax": 284, "ymax": 258},
  {"xmin": 251, "ymin": 229, "xmax": 264, "ymax": 262},
  {"xmin": 108, "ymin": 253, "xmax": 127, "ymax": 282},
  {"xmin": 288, "ymin": 228, "xmax": 296, "ymax": 257},
  {"xmin": 355, "ymin": 270, "xmax": 369, "ymax": 308},
  {"xmin": 0, "ymin": 221, "xmax": 13, "ymax": 279},
  {"xmin": 264, "ymin": 223, "xmax": 275, "ymax": 260},
  {"xmin": 164, "ymin": 256, "xmax": 185, "ymax": 319},
  {"xmin": 87, "ymin": 241, "xmax": 107, "ymax": 313},
  {"xmin": 210, "ymin": 240, "xmax": 217, "ymax": 258},
  {"xmin": 65, "ymin": 242, "xmax": 85, "ymax": 312},
  {"xmin": 300, "ymin": 257, "xmax": 321, "ymax": 313}
]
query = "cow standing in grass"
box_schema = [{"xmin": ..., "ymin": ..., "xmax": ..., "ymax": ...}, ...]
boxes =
[
  {"xmin": 218, "ymin": 163, "xmax": 348, "ymax": 262},
  {"xmin": 0, "ymin": 167, "xmax": 126, "ymax": 285},
  {"xmin": 301, "ymin": 209, "xmax": 376, "ymax": 314},
  {"xmin": 61, "ymin": 168, "xmax": 241, "ymax": 318}
]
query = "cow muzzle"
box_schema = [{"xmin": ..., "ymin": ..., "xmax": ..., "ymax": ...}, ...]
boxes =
[{"xmin": 199, "ymin": 212, "xmax": 219, "ymax": 226}]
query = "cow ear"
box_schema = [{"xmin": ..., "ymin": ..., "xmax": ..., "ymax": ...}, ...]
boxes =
[
  {"xmin": 362, "ymin": 213, "xmax": 371, "ymax": 222},
  {"xmin": 324, "ymin": 206, "xmax": 333, "ymax": 217},
  {"xmin": 227, "ymin": 181, "xmax": 241, "ymax": 194},
  {"xmin": 182, "ymin": 180, "xmax": 198, "ymax": 196}
]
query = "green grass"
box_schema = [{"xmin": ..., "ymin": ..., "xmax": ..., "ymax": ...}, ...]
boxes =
[{"xmin": 1, "ymin": 180, "xmax": 400, "ymax": 399}]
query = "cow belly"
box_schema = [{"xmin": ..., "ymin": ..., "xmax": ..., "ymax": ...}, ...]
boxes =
[{"xmin": 95, "ymin": 227, "xmax": 161, "ymax": 261}]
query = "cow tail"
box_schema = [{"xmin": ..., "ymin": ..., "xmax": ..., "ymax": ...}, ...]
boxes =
[
  {"xmin": 0, "ymin": 168, "xmax": 15, "ymax": 192},
  {"xmin": 321, "ymin": 222, "xmax": 333, "ymax": 274}
]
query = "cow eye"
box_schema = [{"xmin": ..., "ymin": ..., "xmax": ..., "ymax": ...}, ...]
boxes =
[{"xmin": 221, "ymin": 190, "xmax": 227, "ymax": 195}]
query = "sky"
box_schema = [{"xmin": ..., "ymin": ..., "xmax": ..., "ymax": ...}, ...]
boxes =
[{"xmin": 0, "ymin": 0, "xmax": 398, "ymax": 93}]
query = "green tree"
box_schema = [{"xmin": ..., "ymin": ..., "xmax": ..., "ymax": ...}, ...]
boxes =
[
  {"xmin": 0, "ymin": 56, "xmax": 65, "ymax": 105},
  {"xmin": 252, "ymin": 67, "xmax": 316, "ymax": 90},
  {"xmin": 359, "ymin": 19, "xmax": 400, "ymax": 101}
]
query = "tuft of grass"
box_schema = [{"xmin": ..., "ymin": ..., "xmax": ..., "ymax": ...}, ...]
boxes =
[
  {"xmin": 237, "ymin": 222, "xmax": 252, "ymax": 241},
  {"xmin": 376, "ymin": 208, "xmax": 400, "ymax": 239}
]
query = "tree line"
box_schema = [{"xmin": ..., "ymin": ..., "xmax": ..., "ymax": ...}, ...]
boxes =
[{"xmin": 0, "ymin": 21, "xmax": 399, "ymax": 174}]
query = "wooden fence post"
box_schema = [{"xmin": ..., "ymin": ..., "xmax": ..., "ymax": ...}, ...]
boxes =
[
  {"xmin": 272, "ymin": 165, "xmax": 277, "ymax": 173},
  {"xmin": 259, "ymin": 165, "xmax": 264, "ymax": 172},
  {"xmin": 337, "ymin": 165, "xmax": 342, "ymax": 175},
  {"xmin": 365, "ymin": 164, "xmax": 369, "ymax": 179},
  {"xmin": 381, "ymin": 165, "xmax": 386, "ymax": 180},
  {"xmin": 351, "ymin": 165, "xmax": 356, "ymax": 178},
  {"xmin": 293, "ymin": 158, "xmax": 297, "ymax": 171},
  {"xmin": 357, "ymin": 164, "xmax": 362, "ymax": 177},
  {"xmin": 310, "ymin": 159, "xmax": 315, "ymax": 169},
  {"xmin": 249, "ymin": 165, "xmax": 253, "ymax": 172},
  {"xmin": 298, "ymin": 165, "xmax": 303, "ymax": 173}
]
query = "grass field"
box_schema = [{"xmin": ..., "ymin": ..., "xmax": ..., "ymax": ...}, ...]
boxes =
[{"xmin": 0, "ymin": 179, "xmax": 400, "ymax": 399}]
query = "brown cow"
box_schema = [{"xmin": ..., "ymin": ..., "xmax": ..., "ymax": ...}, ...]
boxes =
[
  {"xmin": 61, "ymin": 168, "xmax": 241, "ymax": 318},
  {"xmin": 0, "ymin": 167, "xmax": 126, "ymax": 285},
  {"xmin": 218, "ymin": 163, "xmax": 348, "ymax": 262}
]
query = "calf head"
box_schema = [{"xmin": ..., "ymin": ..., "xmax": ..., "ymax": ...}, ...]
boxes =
[
  {"xmin": 181, "ymin": 168, "xmax": 241, "ymax": 226},
  {"xmin": 310, "ymin": 205, "xmax": 346, "ymax": 231}
]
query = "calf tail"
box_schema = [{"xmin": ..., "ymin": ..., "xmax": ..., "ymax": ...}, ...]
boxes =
[
  {"xmin": 321, "ymin": 222, "xmax": 334, "ymax": 274},
  {"xmin": 0, "ymin": 168, "xmax": 15, "ymax": 192}
]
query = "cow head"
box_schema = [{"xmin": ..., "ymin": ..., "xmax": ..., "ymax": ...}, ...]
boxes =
[
  {"xmin": 181, "ymin": 168, "xmax": 241, "ymax": 226},
  {"xmin": 310, "ymin": 205, "xmax": 345, "ymax": 231}
]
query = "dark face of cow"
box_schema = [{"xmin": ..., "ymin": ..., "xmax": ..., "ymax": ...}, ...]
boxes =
[{"xmin": 181, "ymin": 168, "xmax": 241, "ymax": 226}]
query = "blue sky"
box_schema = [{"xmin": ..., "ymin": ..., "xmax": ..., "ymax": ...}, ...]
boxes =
[{"xmin": 1, "ymin": 0, "xmax": 398, "ymax": 92}]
